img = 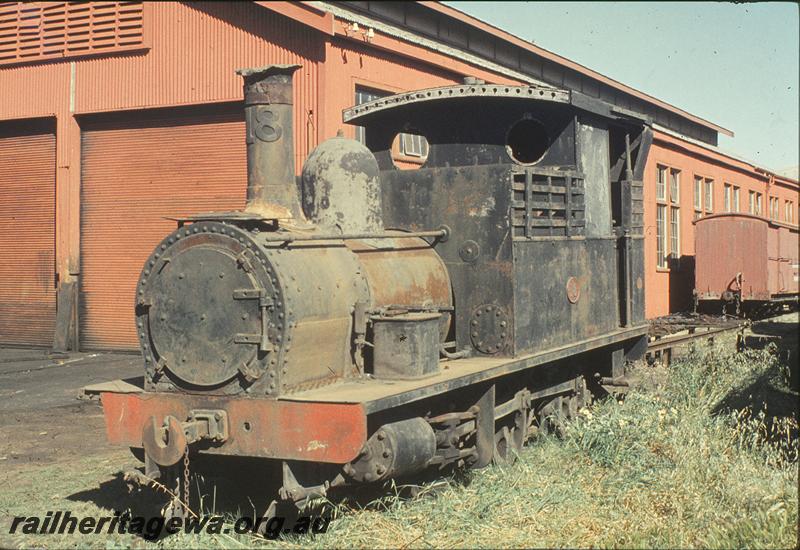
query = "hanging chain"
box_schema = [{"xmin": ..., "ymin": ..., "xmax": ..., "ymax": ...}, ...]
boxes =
[{"xmin": 182, "ymin": 445, "xmax": 190, "ymax": 515}]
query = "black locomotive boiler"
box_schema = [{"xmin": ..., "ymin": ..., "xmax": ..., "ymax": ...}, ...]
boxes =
[{"xmin": 95, "ymin": 65, "xmax": 653, "ymax": 514}]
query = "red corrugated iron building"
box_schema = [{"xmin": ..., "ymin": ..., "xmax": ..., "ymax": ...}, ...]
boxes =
[{"xmin": 0, "ymin": 1, "xmax": 797, "ymax": 350}]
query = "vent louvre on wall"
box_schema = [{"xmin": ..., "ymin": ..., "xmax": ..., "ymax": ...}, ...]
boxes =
[
  {"xmin": 511, "ymin": 168, "xmax": 585, "ymax": 238},
  {"xmin": 0, "ymin": 1, "xmax": 144, "ymax": 65}
]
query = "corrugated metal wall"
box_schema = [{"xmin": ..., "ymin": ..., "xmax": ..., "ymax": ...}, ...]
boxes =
[
  {"xmin": 0, "ymin": 121, "xmax": 57, "ymax": 346},
  {"xmin": 80, "ymin": 106, "xmax": 247, "ymax": 350},
  {"xmin": 0, "ymin": 2, "xmax": 325, "ymax": 347},
  {"xmin": 75, "ymin": 1, "xmax": 322, "ymax": 166}
]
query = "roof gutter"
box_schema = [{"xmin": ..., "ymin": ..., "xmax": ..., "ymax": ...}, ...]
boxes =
[
  {"xmin": 255, "ymin": 1, "xmax": 334, "ymax": 35},
  {"xmin": 654, "ymin": 123, "xmax": 798, "ymax": 187},
  {"xmin": 307, "ymin": 1, "xmax": 555, "ymax": 89},
  {"xmin": 422, "ymin": 2, "xmax": 733, "ymax": 138}
]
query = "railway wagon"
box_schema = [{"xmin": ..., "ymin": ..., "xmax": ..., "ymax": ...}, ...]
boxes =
[
  {"xmin": 92, "ymin": 65, "xmax": 654, "ymax": 517},
  {"xmin": 694, "ymin": 213, "xmax": 799, "ymax": 315}
]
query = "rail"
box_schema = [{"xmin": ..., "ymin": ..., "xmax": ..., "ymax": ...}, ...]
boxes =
[{"xmin": 260, "ymin": 228, "xmax": 449, "ymax": 243}]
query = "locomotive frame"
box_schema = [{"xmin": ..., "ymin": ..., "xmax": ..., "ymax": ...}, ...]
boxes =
[{"xmin": 93, "ymin": 65, "xmax": 654, "ymax": 515}]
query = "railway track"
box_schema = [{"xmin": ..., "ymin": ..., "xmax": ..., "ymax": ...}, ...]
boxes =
[
  {"xmin": 645, "ymin": 305, "xmax": 798, "ymax": 366},
  {"xmin": 646, "ymin": 313, "xmax": 749, "ymax": 366}
]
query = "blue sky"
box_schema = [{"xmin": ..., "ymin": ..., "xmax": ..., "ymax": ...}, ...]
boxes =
[{"xmin": 447, "ymin": 1, "xmax": 799, "ymax": 174}]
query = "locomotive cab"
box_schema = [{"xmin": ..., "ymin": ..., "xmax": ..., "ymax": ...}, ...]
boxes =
[{"xmin": 343, "ymin": 79, "xmax": 652, "ymax": 357}]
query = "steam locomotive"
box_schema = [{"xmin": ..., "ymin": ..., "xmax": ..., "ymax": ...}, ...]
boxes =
[{"xmin": 95, "ymin": 64, "xmax": 653, "ymax": 515}]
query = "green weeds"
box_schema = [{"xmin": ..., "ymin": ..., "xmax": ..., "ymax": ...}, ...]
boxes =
[{"xmin": 1, "ymin": 334, "xmax": 797, "ymax": 548}]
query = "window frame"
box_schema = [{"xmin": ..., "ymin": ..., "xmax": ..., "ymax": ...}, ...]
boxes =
[
  {"xmin": 656, "ymin": 165, "xmax": 667, "ymax": 202},
  {"xmin": 669, "ymin": 205, "xmax": 680, "ymax": 260},
  {"xmin": 656, "ymin": 204, "xmax": 668, "ymax": 270},
  {"xmin": 771, "ymin": 197, "xmax": 780, "ymax": 220},
  {"xmin": 400, "ymin": 133, "xmax": 429, "ymax": 158},
  {"xmin": 704, "ymin": 179, "xmax": 713, "ymax": 213},
  {"xmin": 354, "ymin": 85, "xmax": 429, "ymax": 164},
  {"xmin": 723, "ymin": 183, "xmax": 731, "ymax": 212},
  {"xmin": 693, "ymin": 176, "xmax": 703, "ymax": 211},
  {"xmin": 655, "ymin": 164, "xmax": 682, "ymax": 271},
  {"xmin": 669, "ymin": 168, "xmax": 680, "ymax": 204}
]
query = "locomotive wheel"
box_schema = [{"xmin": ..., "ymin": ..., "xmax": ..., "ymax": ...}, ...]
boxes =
[
  {"xmin": 538, "ymin": 394, "xmax": 578, "ymax": 436},
  {"xmin": 493, "ymin": 410, "xmax": 527, "ymax": 465}
]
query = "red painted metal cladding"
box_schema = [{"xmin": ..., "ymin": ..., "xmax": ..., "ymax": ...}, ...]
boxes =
[
  {"xmin": 0, "ymin": 120, "xmax": 57, "ymax": 346},
  {"xmin": 694, "ymin": 213, "xmax": 798, "ymax": 301},
  {"xmin": 80, "ymin": 106, "xmax": 247, "ymax": 350},
  {"xmin": 0, "ymin": 2, "xmax": 145, "ymax": 67},
  {"xmin": 773, "ymin": 225, "xmax": 799, "ymax": 295},
  {"xmin": 100, "ymin": 392, "xmax": 368, "ymax": 464}
]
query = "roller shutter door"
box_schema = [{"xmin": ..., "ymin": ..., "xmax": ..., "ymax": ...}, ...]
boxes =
[
  {"xmin": 80, "ymin": 107, "xmax": 246, "ymax": 350},
  {"xmin": 0, "ymin": 121, "xmax": 57, "ymax": 347}
]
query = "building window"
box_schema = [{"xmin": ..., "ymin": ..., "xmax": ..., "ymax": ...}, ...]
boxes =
[
  {"xmin": 670, "ymin": 206, "xmax": 680, "ymax": 260},
  {"xmin": 355, "ymin": 86, "xmax": 428, "ymax": 161},
  {"xmin": 704, "ymin": 179, "xmax": 713, "ymax": 212},
  {"xmin": 656, "ymin": 165, "xmax": 681, "ymax": 269},
  {"xmin": 733, "ymin": 186, "xmax": 740, "ymax": 212},
  {"xmin": 694, "ymin": 176, "xmax": 703, "ymax": 208},
  {"xmin": 400, "ymin": 133, "xmax": 429, "ymax": 158},
  {"xmin": 749, "ymin": 191, "xmax": 763, "ymax": 215},
  {"xmin": 0, "ymin": 2, "xmax": 145, "ymax": 66},
  {"xmin": 669, "ymin": 169, "xmax": 680, "ymax": 204},
  {"xmin": 656, "ymin": 204, "xmax": 667, "ymax": 269},
  {"xmin": 723, "ymin": 184, "xmax": 731, "ymax": 212},
  {"xmin": 769, "ymin": 197, "xmax": 779, "ymax": 220},
  {"xmin": 354, "ymin": 87, "xmax": 385, "ymax": 145},
  {"xmin": 656, "ymin": 166, "xmax": 667, "ymax": 202},
  {"xmin": 786, "ymin": 201, "xmax": 795, "ymax": 224}
]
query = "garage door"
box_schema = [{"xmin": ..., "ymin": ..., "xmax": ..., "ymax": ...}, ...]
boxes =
[
  {"xmin": 80, "ymin": 106, "xmax": 247, "ymax": 350},
  {"xmin": 0, "ymin": 120, "xmax": 57, "ymax": 347}
]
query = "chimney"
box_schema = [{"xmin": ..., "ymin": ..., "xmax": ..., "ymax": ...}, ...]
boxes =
[{"xmin": 236, "ymin": 64, "xmax": 305, "ymax": 221}]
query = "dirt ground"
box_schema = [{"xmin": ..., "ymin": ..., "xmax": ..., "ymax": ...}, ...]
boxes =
[
  {"xmin": 0, "ymin": 349, "xmax": 141, "ymax": 467},
  {"xmin": 0, "ymin": 312, "xmax": 796, "ymax": 548}
]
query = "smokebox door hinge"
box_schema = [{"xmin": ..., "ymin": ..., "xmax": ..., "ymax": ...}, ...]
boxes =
[
  {"xmin": 233, "ymin": 288, "xmax": 265, "ymax": 300},
  {"xmin": 236, "ymin": 250, "xmax": 256, "ymax": 273}
]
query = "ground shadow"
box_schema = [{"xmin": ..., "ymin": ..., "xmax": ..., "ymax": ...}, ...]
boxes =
[
  {"xmin": 67, "ymin": 455, "xmax": 284, "ymax": 541},
  {"xmin": 65, "ymin": 449, "xmax": 469, "ymax": 542},
  {"xmin": 711, "ymin": 318, "xmax": 799, "ymax": 456},
  {"xmin": 668, "ymin": 255, "xmax": 695, "ymax": 313}
]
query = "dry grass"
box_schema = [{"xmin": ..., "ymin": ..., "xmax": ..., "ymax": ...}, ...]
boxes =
[{"xmin": 2, "ymin": 335, "xmax": 797, "ymax": 549}]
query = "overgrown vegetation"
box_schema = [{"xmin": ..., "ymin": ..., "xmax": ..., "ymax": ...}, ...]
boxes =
[
  {"xmin": 2, "ymin": 336, "xmax": 797, "ymax": 549},
  {"xmin": 292, "ymin": 342, "xmax": 797, "ymax": 549}
]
